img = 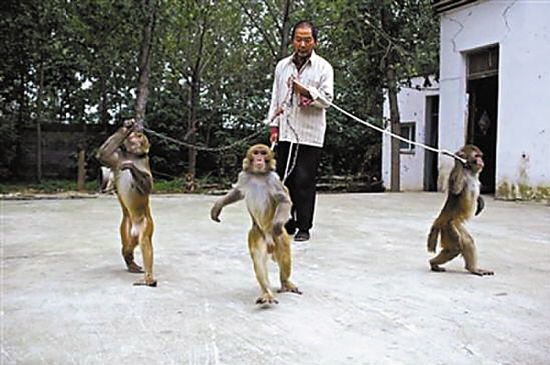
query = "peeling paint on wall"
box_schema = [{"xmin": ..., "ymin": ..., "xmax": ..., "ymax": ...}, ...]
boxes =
[
  {"xmin": 496, "ymin": 152, "xmax": 549, "ymax": 201},
  {"xmin": 519, "ymin": 152, "xmax": 530, "ymax": 184},
  {"xmin": 496, "ymin": 180, "xmax": 550, "ymax": 202}
]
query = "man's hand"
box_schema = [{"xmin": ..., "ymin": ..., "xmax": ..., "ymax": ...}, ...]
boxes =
[{"xmin": 270, "ymin": 127, "xmax": 278, "ymax": 144}]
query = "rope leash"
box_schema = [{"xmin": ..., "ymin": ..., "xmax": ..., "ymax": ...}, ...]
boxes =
[
  {"xmin": 141, "ymin": 82, "xmax": 466, "ymax": 165},
  {"xmin": 279, "ymin": 83, "xmax": 301, "ymax": 184},
  {"xmin": 142, "ymin": 126, "xmax": 264, "ymax": 153},
  {"xmin": 327, "ymin": 101, "xmax": 466, "ymax": 164},
  {"xmin": 288, "ymin": 79, "xmax": 467, "ymax": 164}
]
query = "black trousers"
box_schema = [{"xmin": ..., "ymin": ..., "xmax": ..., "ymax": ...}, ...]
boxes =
[{"xmin": 275, "ymin": 142, "xmax": 322, "ymax": 231}]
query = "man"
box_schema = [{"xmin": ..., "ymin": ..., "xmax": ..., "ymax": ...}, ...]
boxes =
[{"xmin": 267, "ymin": 20, "xmax": 334, "ymax": 242}]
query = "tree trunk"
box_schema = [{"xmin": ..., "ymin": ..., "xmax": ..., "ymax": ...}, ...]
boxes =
[
  {"xmin": 36, "ymin": 122, "xmax": 42, "ymax": 183},
  {"xmin": 187, "ymin": 76, "xmax": 198, "ymax": 176},
  {"xmin": 386, "ymin": 65, "xmax": 401, "ymax": 192},
  {"xmin": 279, "ymin": 0, "xmax": 292, "ymax": 59},
  {"xmin": 134, "ymin": 0, "xmax": 157, "ymax": 129},
  {"xmin": 36, "ymin": 61, "xmax": 45, "ymax": 183},
  {"xmin": 77, "ymin": 147, "xmax": 86, "ymax": 192}
]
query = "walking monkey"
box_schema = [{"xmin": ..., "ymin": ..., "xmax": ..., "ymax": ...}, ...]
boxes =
[
  {"xmin": 427, "ymin": 145, "xmax": 493, "ymax": 276},
  {"xmin": 211, "ymin": 144, "xmax": 302, "ymax": 304}
]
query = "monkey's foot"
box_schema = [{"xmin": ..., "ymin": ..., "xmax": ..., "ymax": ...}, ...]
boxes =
[
  {"xmin": 278, "ymin": 281, "xmax": 303, "ymax": 295},
  {"xmin": 470, "ymin": 268, "xmax": 494, "ymax": 276},
  {"xmin": 256, "ymin": 292, "xmax": 278, "ymax": 305},
  {"xmin": 430, "ymin": 264, "xmax": 446, "ymax": 272},
  {"xmin": 126, "ymin": 262, "xmax": 143, "ymax": 273},
  {"xmin": 133, "ymin": 278, "xmax": 158, "ymax": 287}
]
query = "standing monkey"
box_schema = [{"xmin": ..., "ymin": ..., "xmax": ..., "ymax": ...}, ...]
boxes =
[
  {"xmin": 211, "ymin": 144, "xmax": 302, "ymax": 304},
  {"xmin": 427, "ymin": 145, "xmax": 493, "ymax": 276},
  {"xmin": 96, "ymin": 119, "xmax": 157, "ymax": 286}
]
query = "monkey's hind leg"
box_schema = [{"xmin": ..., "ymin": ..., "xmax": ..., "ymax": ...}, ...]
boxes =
[
  {"xmin": 273, "ymin": 232, "xmax": 302, "ymax": 295},
  {"xmin": 120, "ymin": 211, "xmax": 143, "ymax": 273},
  {"xmin": 429, "ymin": 225, "xmax": 461, "ymax": 272},
  {"xmin": 249, "ymin": 227, "xmax": 277, "ymax": 305},
  {"xmin": 133, "ymin": 213, "xmax": 157, "ymax": 287},
  {"xmin": 462, "ymin": 231, "xmax": 494, "ymax": 276},
  {"xmin": 429, "ymin": 248, "xmax": 460, "ymax": 272}
]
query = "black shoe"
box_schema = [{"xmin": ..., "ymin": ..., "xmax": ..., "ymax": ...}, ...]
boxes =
[
  {"xmin": 285, "ymin": 220, "xmax": 297, "ymax": 235},
  {"xmin": 294, "ymin": 230, "xmax": 310, "ymax": 242}
]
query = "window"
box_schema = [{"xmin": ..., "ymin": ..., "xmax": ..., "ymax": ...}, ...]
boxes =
[
  {"xmin": 400, "ymin": 122, "xmax": 416, "ymax": 153},
  {"xmin": 468, "ymin": 46, "xmax": 499, "ymax": 80}
]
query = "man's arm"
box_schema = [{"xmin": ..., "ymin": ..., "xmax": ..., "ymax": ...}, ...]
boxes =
[
  {"xmin": 297, "ymin": 62, "xmax": 334, "ymax": 109},
  {"xmin": 267, "ymin": 62, "xmax": 285, "ymax": 127},
  {"xmin": 267, "ymin": 62, "xmax": 286, "ymax": 143}
]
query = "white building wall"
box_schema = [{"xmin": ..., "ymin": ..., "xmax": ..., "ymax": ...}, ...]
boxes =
[
  {"xmin": 382, "ymin": 77, "xmax": 439, "ymax": 191},
  {"xmin": 439, "ymin": 0, "xmax": 550, "ymax": 199}
]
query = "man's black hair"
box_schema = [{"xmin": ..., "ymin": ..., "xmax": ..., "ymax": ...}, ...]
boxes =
[{"xmin": 291, "ymin": 20, "xmax": 318, "ymax": 43}]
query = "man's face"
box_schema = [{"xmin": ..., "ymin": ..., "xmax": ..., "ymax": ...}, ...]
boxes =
[{"xmin": 292, "ymin": 26, "xmax": 316, "ymax": 58}]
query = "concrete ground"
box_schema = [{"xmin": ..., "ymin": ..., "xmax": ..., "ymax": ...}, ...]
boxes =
[{"xmin": 1, "ymin": 192, "xmax": 549, "ymax": 365}]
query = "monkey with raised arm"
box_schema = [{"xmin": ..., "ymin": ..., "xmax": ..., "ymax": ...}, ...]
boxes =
[
  {"xmin": 211, "ymin": 144, "xmax": 302, "ymax": 304},
  {"xmin": 427, "ymin": 145, "xmax": 493, "ymax": 276},
  {"xmin": 96, "ymin": 118, "xmax": 157, "ymax": 286}
]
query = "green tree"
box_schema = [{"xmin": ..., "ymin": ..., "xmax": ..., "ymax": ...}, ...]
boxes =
[
  {"xmin": 1, "ymin": 0, "xmax": 440, "ymax": 188},
  {"xmin": 309, "ymin": 0, "xmax": 439, "ymax": 185}
]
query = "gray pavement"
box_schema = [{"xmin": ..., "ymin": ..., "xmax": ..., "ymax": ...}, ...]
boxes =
[{"xmin": 1, "ymin": 192, "xmax": 549, "ymax": 365}]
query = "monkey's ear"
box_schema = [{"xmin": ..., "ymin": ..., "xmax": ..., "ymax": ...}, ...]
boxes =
[
  {"xmin": 142, "ymin": 136, "xmax": 151, "ymax": 154},
  {"xmin": 242, "ymin": 157, "xmax": 250, "ymax": 171},
  {"xmin": 269, "ymin": 157, "xmax": 276, "ymax": 171},
  {"xmin": 456, "ymin": 147, "xmax": 468, "ymax": 166}
]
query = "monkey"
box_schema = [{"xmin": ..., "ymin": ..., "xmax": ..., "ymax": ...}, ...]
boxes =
[
  {"xmin": 96, "ymin": 118, "xmax": 157, "ymax": 286},
  {"xmin": 184, "ymin": 172, "xmax": 195, "ymax": 193},
  {"xmin": 427, "ymin": 144, "xmax": 493, "ymax": 276},
  {"xmin": 210, "ymin": 144, "xmax": 302, "ymax": 304}
]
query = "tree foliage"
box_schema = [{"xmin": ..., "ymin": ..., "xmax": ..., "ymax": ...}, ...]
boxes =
[{"xmin": 0, "ymin": 0, "xmax": 439, "ymax": 184}]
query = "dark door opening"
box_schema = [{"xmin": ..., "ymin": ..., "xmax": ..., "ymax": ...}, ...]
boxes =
[
  {"xmin": 467, "ymin": 46, "xmax": 499, "ymax": 194},
  {"xmin": 424, "ymin": 95, "xmax": 439, "ymax": 191}
]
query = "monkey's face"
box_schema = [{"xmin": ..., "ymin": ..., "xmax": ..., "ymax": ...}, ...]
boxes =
[
  {"xmin": 470, "ymin": 150, "xmax": 484, "ymax": 173},
  {"xmin": 243, "ymin": 144, "xmax": 275, "ymax": 174},
  {"xmin": 124, "ymin": 132, "xmax": 150, "ymax": 156},
  {"xmin": 460, "ymin": 145, "xmax": 484, "ymax": 173}
]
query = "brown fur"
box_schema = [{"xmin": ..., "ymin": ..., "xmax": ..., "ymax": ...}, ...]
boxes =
[
  {"xmin": 211, "ymin": 144, "xmax": 301, "ymax": 304},
  {"xmin": 427, "ymin": 145, "xmax": 493, "ymax": 276},
  {"xmin": 96, "ymin": 119, "xmax": 157, "ymax": 286}
]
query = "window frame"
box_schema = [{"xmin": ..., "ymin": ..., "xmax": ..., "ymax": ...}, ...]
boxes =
[{"xmin": 399, "ymin": 122, "xmax": 416, "ymax": 154}]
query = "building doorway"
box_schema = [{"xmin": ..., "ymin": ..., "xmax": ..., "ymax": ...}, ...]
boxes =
[
  {"xmin": 467, "ymin": 46, "xmax": 499, "ymax": 193},
  {"xmin": 423, "ymin": 95, "xmax": 439, "ymax": 191}
]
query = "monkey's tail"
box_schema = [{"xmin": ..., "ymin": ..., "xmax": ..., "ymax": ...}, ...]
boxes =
[{"xmin": 427, "ymin": 225, "xmax": 440, "ymax": 253}]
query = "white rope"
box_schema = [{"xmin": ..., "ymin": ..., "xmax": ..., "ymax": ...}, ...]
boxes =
[
  {"xmin": 286, "ymin": 79, "xmax": 466, "ymax": 164},
  {"xmin": 283, "ymin": 142, "xmax": 294, "ymax": 183},
  {"xmin": 327, "ymin": 101, "xmax": 466, "ymax": 164},
  {"xmin": 272, "ymin": 79, "xmax": 467, "ymax": 164}
]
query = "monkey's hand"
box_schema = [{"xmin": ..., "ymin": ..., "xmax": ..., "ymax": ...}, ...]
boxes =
[
  {"xmin": 211, "ymin": 189, "xmax": 243, "ymax": 222},
  {"xmin": 210, "ymin": 203, "xmax": 222, "ymax": 222},
  {"xmin": 475, "ymin": 196, "xmax": 485, "ymax": 216},
  {"xmin": 123, "ymin": 118, "xmax": 136, "ymax": 130}
]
